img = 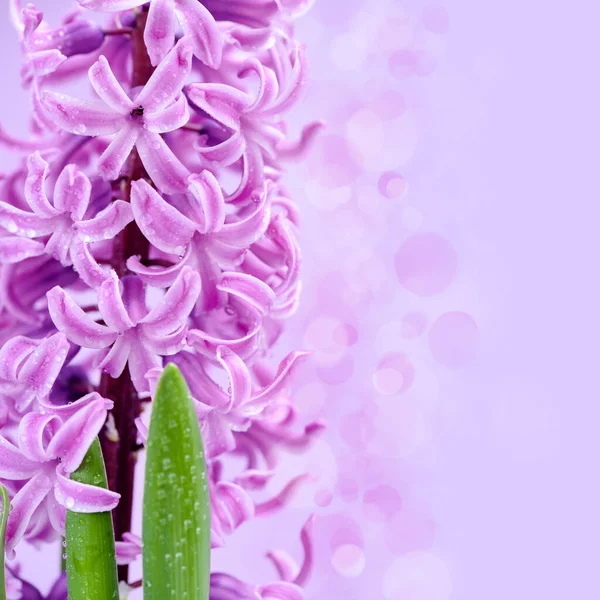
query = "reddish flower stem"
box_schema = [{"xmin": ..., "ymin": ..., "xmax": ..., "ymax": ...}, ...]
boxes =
[{"xmin": 98, "ymin": 8, "xmax": 154, "ymax": 584}]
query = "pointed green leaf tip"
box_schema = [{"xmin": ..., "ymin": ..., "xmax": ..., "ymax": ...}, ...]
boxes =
[
  {"xmin": 143, "ymin": 364, "xmax": 211, "ymax": 599},
  {"xmin": 0, "ymin": 485, "xmax": 10, "ymax": 600},
  {"xmin": 66, "ymin": 438, "xmax": 119, "ymax": 600}
]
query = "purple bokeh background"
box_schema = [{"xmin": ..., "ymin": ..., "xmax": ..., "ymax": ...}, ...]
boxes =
[{"xmin": 3, "ymin": 1, "xmax": 600, "ymax": 598}]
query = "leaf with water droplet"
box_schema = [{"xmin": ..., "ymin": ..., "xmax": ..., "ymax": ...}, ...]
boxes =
[
  {"xmin": 143, "ymin": 364, "xmax": 211, "ymax": 600},
  {"xmin": 66, "ymin": 438, "xmax": 119, "ymax": 600},
  {"xmin": 0, "ymin": 484, "xmax": 10, "ymax": 600}
]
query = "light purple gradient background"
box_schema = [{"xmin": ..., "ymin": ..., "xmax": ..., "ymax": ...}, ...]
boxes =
[{"xmin": 2, "ymin": 1, "xmax": 600, "ymax": 598}]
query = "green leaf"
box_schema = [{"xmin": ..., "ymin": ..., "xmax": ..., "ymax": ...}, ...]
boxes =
[
  {"xmin": 143, "ymin": 364, "xmax": 211, "ymax": 600},
  {"xmin": 0, "ymin": 485, "xmax": 10, "ymax": 600},
  {"xmin": 66, "ymin": 438, "xmax": 119, "ymax": 600}
]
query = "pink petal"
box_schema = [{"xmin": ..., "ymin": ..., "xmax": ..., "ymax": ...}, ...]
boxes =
[
  {"xmin": 55, "ymin": 467, "xmax": 120, "ymax": 512},
  {"xmin": 0, "ymin": 436, "xmax": 39, "ymax": 480},
  {"xmin": 142, "ymin": 326, "xmax": 187, "ymax": 355},
  {"xmin": 0, "ymin": 237, "xmax": 45, "ymax": 262},
  {"xmin": 115, "ymin": 531, "xmax": 142, "ymax": 565},
  {"xmin": 263, "ymin": 45, "xmax": 308, "ymax": 117},
  {"xmin": 74, "ymin": 200, "xmax": 134, "ymax": 243},
  {"xmin": 70, "ymin": 237, "xmax": 110, "ymax": 289},
  {"xmin": 126, "ymin": 253, "xmax": 187, "ymax": 288},
  {"xmin": 195, "ymin": 129, "xmax": 246, "ymax": 167},
  {"xmin": 97, "ymin": 122, "xmax": 140, "ymax": 181},
  {"xmin": 216, "ymin": 345, "xmax": 251, "ymax": 411},
  {"xmin": 277, "ymin": 120, "xmax": 325, "ymax": 160},
  {"xmin": 127, "ymin": 339, "xmax": 162, "ymax": 393},
  {"xmin": 24, "ymin": 152, "xmax": 60, "ymax": 218},
  {"xmin": 79, "ymin": 0, "xmax": 146, "ymax": 9},
  {"xmin": 0, "ymin": 202, "xmax": 57, "ymax": 237},
  {"xmin": 29, "ymin": 49, "xmax": 67, "ymax": 77},
  {"xmin": 215, "ymin": 186, "xmax": 270, "ymax": 247},
  {"xmin": 217, "ymin": 272, "xmax": 275, "ymax": 316},
  {"xmin": 135, "ymin": 130, "xmax": 191, "ymax": 194},
  {"xmin": 0, "ymin": 336, "xmax": 38, "ymax": 381},
  {"xmin": 97, "ymin": 334, "xmax": 131, "ymax": 379},
  {"xmin": 6, "ymin": 471, "xmax": 54, "ymax": 556},
  {"xmin": 257, "ymin": 583, "xmax": 304, "ymax": 600},
  {"xmin": 48, "ymin": 399, "xmax": 108, "ymax": 472},
  {"xmin": 188, "ymin": 316, "xmax": 261, "ymax": 360},
  {"xmin": 239, "ymin": 58, "xmax": 279, "ymax": 113},
  {"xmin": 145, "ymin": 0, "xmax": 177, "ymax": 66},
  {"xmin": 17, "ymin": 412, "xmax": 61, "ymax": 462},
  {"xmin": 174, "ymin": 0, "xmax": 223, "ymax": 69},
  {"xmin": 255, "ymin": 474, "xmax": 312, "ymax": 516},
  {"xmin": 202, "ymin": 411, "xmax": 236, "ymax": 459},
  {"xmin": 130, "ymin": 179, "xmax": 196, "ymax": 254},
  {"xmin": 47, "ymin": 286, "xmax": 117, "ymax": 349},
  {"xmin": 143, "ymin": 93, "xmax": 190, "ymax": 133},
  {"xmin": 89, "ymin": 55, "xmax": 136, "ymax": 114},
  {"xmin": 41, "ymin": 91, "xmax": 125, "ymax": 136},
  {"xmin": 186, "ymin": 83, "xmax": 250, "ymax": 131},
  {"xmin": 187, "ymin": 170, "xmax": 226, "ymax": 234},
  {"xmin": 268, "ymin": 215, "xmax": 301, "ymax": 295},
  {"xmin": 213, "ymin": 481, "xmax": 254, "ymax": 534},
  {"xmin": 39, "ymin": 392, "xmax": 114, "ymax": 419},
  {"xmin": 137, "ymin": 36, "xmax": 194, "ymax": 113},
  {"xmin": 140, "ymin": 266, "xmax": 200, "ymax": 335},
  {"xmin": 54, "ymin": 164, "xmax": 92, "ymax": 221},
  {"xmin": 98, "ymin": 271, "xmax": 135, "ymax": 332},
  {"xmin": 18, "ymin": 332, "xmax": 70, "ymax": 399},
  {"xmin": 226, "ymin": 141, "xmax": 265, "ymax": 203}
]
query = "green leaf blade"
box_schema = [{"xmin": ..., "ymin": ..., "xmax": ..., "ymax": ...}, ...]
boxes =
[
  {"xmin": 66, "ymin": 438, "xmax": 119, "ymax": 600},
  {"xmin": 0, "ymin": 485, "xmax": 9, "ymax": 600},
  {"xmin": 143, "ymin": 364, "xmax": 211, "ymax": 600}
]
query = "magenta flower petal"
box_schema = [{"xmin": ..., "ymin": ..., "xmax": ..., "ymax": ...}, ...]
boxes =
[
  {"xmin": 70, "ymin": 237, "xmax": 109, "ymax": 288},
  {"xmin": 17, "ymin": 333, "xmax": 70, "ymax": 400},
  {"xmin": 74, "ymin": 200, "xmax": 134, "ymax": 243},
  {"xmin": 97, "ymin": 334, "xmax": 132, "ymax": 379},
  {"xmin": 195, "ymin": 130, "xmax": 246, "ymax": 167},
  {"xmin": 187, "ymin": 170, "xmax": 226, "ymax": 234},
  {"xmin": 126, "ymin": 254, "xmax": 187, "ymax": 288},
  {"xmin": 89, "ymin": 56, "xmax": 136, "ymax": 114},
  {"xmin": 213, "ymin": 481, "xmax": 255, "ymax": 533},
  {"xmin": 53, "ymin": 164, "xmax": 92, "ymax": 221},
  {"xmin": 0, "ymin": 437, "xmax": 39, "ymax": 479},
  {"xmin": 143, "ymin": 94, "xmax": 190, "ymax": 134},
  {"xmin": 145, "ymin": 0, "xmax": 177, "ymax": 66},
  {"xmin": 41, "ymin": 91, "xmax": 125, "ymax": 136},
  {"xmin": 47, "ymin": 399, "xmax": 108, "ymax": 472},
  {"xmin": 98, "ymin": 272, "xmax": 135, "ymax": 333},
  {"xmin": 174, "ymin": 0, "xmax": 223, "ymax": 69},
  {"xmin": 216, "ymin": 346, "xmax": 252, "ymax": 411},
  {"xmin": 39, "ymin": 392, "xmax": 113, "ymax": 419},
  {"xmin": 5, "ymin": 471, "xmax": 54, "ymax": 555},
  {"xmin": 24, "ymin": 153, "xmax": 60, "ymax": 218},
  {"xmin": 0, "ymin": 336, "xmax": 39, "ymax": 381},
  {"xmin": 140, "ymin": 266, "xmax": 200, "ymax": 335},
  {"xmin": 257, "ymin": 582, "xmax": 304, "ymax": 600},
  {"xmin": 130, "ymin": 179, "xmax": 196, "ymax": 254},
  {"xmin": 115, "ymin": 532, "xmax": 142, "ymax": 565},
  {"xmin": 97, "ymin": 122, "xmax": 140, "ymax": 180},
  {"xmin": 135, "ymin": 129, "xmax": 190, "ymax": 194},
  {"xmin": 186, "ymin": 83, "xmax": 250, "ymax": 131},
  {"xmin": 136, "ymin": 36, "xmax": 194, "ymax": 113},
  {"xmin": 215, "ymin": 189, "xmax": 270, "ymax": 247},
  {"xmin": 55, "ymin": 467, "xmax": 120, "ymax": 512},
  {"xmin": 47, "ymin": 286, "xmax": 117, "ymax": 349},
  {"xmin": 0, "ymin": 202, "xmax": 56, "ymax": 237},
  {"xmin": 127, "ymin": 342, "xmax": 162, "ymax": 393},
  {"xmin": 17, "ymin": 413, "xmax": 61, "ymax": 462},
  {"xmin": 78, "ymin": 0, "xmax": 145, "ymax": 10},
  {"xmin": 202, "ymin": 411, "xmax": 236, "ymax": 459},
  {"xmin": 217, "ymin": 272, "xmax": 276, "ymax": 316},
  {"xmin": 0, "ymin": 237, "xmax": 45, "ymax": 263}
]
